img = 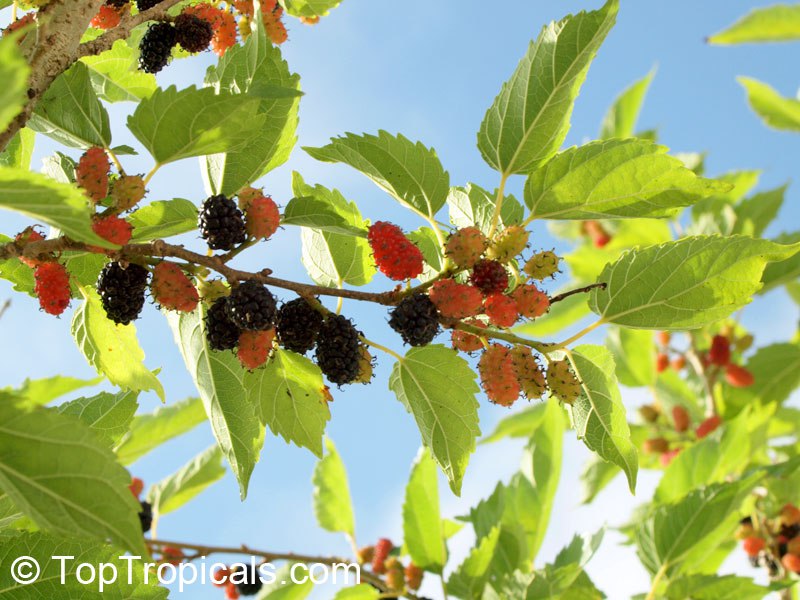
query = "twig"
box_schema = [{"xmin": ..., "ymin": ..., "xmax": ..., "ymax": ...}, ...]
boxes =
[{"xmin": 549, "ymin": 282, "xmax": 606, "ymax": 304}]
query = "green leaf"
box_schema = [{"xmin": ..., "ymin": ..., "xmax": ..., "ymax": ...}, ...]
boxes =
[
  {"xmin": 71, "ymin": 288, "xmax": 165, "ymax": 401},
  {"xmin": 42, "ymin": 150, "xmax": 77, "ymax": 184},
  {"xmin": 29, "ymin": 62, "xmax": 111, "ymax": 149},
  {"xmin": 589, "ymin": 235, "xmax": 800, "ymax": 329},
  {"xmin": 606, "ymin": 327, "xmax": 655, "ymax": 387},
  {"xmin": 332, "ymin": 585, "xmax": 379, "ymax": 600},
  {"xmin": 403, "ymin": 448, "xmax": 445, "ymax": 572},
  {"xmin": 312, "ymin": 438, "xmax": 355, "ymax": 537},
  {"xmin": 733, "ymin": 185, "xmax": 786, "ymax": 237},
  {"xmin": 525, "ymin": 530, "xmax": 605, "ymax": 599},
  {"xmin": 513, "ymin": 292, "xmax": 590, "ymax": 338},
  {"xmin": 389, "ymin": 345, "xmax": 481, "ymax": 495},
  {"xmin": 738, "ymin": 77, "xmax": 800, "ymax": 132},
  {"xmin": 0, "ymin": 532, "xmax": 166, "ymax": 599},
  {"xmin": 293, "ymin": 172, "xmax": 375, "ymax": 287},
  {"xmin": 258, "ymin": 564, "xmax": 315, "ymax": 599},
  {"xmin": 81, "ymin": 39, "xmax": 157, "ymax": 103},
  {"xmin": 305, "ymin": 131, "xmax": 450, "ymax": 220},
  {"xmin": 600, "ymin": 68, "xmax": 655, "ymax": 139},
  {"xmin": 724, "ymin": 342, "xmax": 800, "ymax": 414},
  {"xmin": 283, "ymin": 196, "xmax": 367, "ymax": 236},
  {"xmin": 761, "ymin": 231, "xmax": 800, "ymax": 293},
  {"xmin": 0, "ymin": 403, "xmax": 147, "ymax": 556},
  {"xmin": 480, "ymin": 402, "xmax": 548, "ymax": 444},
  {"xmin": 635, "ymin": 475, "xmax": 762, "ymax": 576},
  {"xmin": 524, "ymin": 139, "xmax": 730, "ymax": 219},
  {"xmin": 477, "ymin": 0, "xmax": 618, "ymax": 175},
  {"xmin": 115, "ymin": 396, "xmax": 206, "ymax": 465},
  {"xmin": 250, "ymin": 349, "xmax": 330, "ymax": 457},
  {"xmin": 567, "ymin": 345, "xmax": 638, "ymax": 493},
  {"xmin": 407, "ymin": 226, "xmax": 445, "ymax": 283},
  {"xmin": 447, "ymin": 184, "xmax": 523, "ymax": 236},
  {"xmin": 128, "ymin": 85, "xmax": 265, "ymax": 165},
  {"xmin": 147, "ymin": 445, "xmax": 225, "ymax": 517},
  {"xmin": 128, "ymin": 198, "xmax": 198, "ymax": 241},
  {"xmin": 57, "ymin": 390, "xmax": 138, "ymax": 446},
  {"xmin": 448, "ymin": 527, "xmax": 500, "ymax": 600},
  {"xmin": 0, "ymin": 128, "xmax": 34, "ymax": 170},
  {"xmin": 0, "ymin": 167, "xmax": 112, "ymax": 247},
  {"xmin": 709, "ymin": 5, "xmax": 800, "ymax": 44},
  {"xmin": 203, "ymin": 18, "xmax": 300, "ymax": 195},
  {"xmin": 280, "ymin": 0, "xmax": 343, "ymax": 18},
  {"xmin": 168, "ymin": 307, "xmax": 263, "ymax": 500},
  {"xmin": 664, "ymin": 574, "xmax": 773, "ymax": 600},
  {"xmin": 0, "ymin": 36, "xmax": 29, "ymax": 132},
  {"xmin": 4, "ymin": 375, "xmax": 102, "ymax": 407}
]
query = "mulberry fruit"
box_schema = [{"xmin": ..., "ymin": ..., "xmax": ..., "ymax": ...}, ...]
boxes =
[
  {"xmin": 135, "ymin": 0, "xmax": 159, "ymax": 10},
  {"xmin": 656, "ymin": 331, "xmax": 671, "ymax": 346},
  {"xmin": 186, "ymin": 4, "xmax": 238, "ymax": 56},
  {"xmin": 96, "ymin": 262, "xmax": 149, "ymax": 324},
  {"xmin": 672, "ymin": 406, "xmax": 690, "ymax": 432},
  {"xmin": 129, "ymin": 477, "xmax": 144, "ymax": 498},
  {"xmin": 584, "ymin": 220, "xmax": 611, "ymax": 248},
  {"xmin": 445, "ymin": 226, "xmax": 486, "ymax": 269},
  {"xmin": 367, "ymin": 221, "xmax": 424, "ymax": 281},
  {"xmin": 483, "ymin": 293, "xmax": 518, "ymax": 327},
  {"xmin": 510, "ymin": 346, "xmax": 546, "ymax": 399},
  {"xmin": 139, "ymin": 500, "xmax": 153, "ymax": 533},
  {"xmin": 226, "ymin": 281, "xmax": 277, "ymax": 330},
  {"xmin": 486, "ymin": 225, "xmax": 529, "ymax": 263},
  {"xmin": 237, "ymin": 329, "xmax": 275, "ymax": 370},
  {"xmin": 372, "ymin": 538, "xmax": 393, "ymax": 575},
  {"xmin": 151, "ymin": 262, "xmax": 199, "ymax": 312},
  {"xmin": 138, "ymin": 22, "xmax": 177, "ymax": 74},
  {"xmin": 232, "ymin": 565, "xmax": 262, "ymax": 596},
  {"xmin": 742, "ymin": 536, "xmax": 765, "ymax": 557},
  {"xmin": 275, "ymin": 297, "xmax": 323, "ymax": 354},
  {"xmin": 546, "ymin": 359, "xmax": 581, "ymax": 405},
  {"xmin": 523, "ymin": 250, "xmax": 560, "ymax": 280},
  {"xmin": 656, "ymin": 353, "xmax": 669, "ymax": 373},
  {"xmin": 198, "ymin": 194, "xmax": 247, "ymax": 251},
  {"xmin": 696, "ymin": 415, "xmax": 722, "ymax": 439},
  {"xmin": 239, "ymin": 189, "xmax": 280, "ymax": 240},
  {"xmin": 91, "ymin": 215, "xmax": 133, "ymax": 246},
  {"xmin": 355, "ymin": 346, "xmax": 375, "ymax": 383},
  {"xmin": 470, "ymin": 259, "xmax": 508, "ymax": 296},
  {"xmin": 708, "ymin": 334, "xmax": 731, "ymax": 366},
  {"xmin": 643, "ymin": 438, "xmax": 670, "ymax": 455},
  {"xmin": 263, "ymin": 11, "xmax": 288, "ymax": 44},
  {"xmin": 205, "ymin": 298, "xmax": 241, "ymax": 351},
  {"xmin": 175, "ymin": 12, "xmax": 213, "ymax": 53},
  {"xmin": 34, "ymin": 262, "xmax": 71, "ymax": 315},
  {"xmin": 512, "ymin": 285, "xmax": 549, "ymax": 319},
  {"xmin": 90, "ymin": 5, "xmax": 122, "ymax": 29},
  {"xmin": 315, "ymin": 315, "xmax": 361, "ymax": 385},
  {"xmin": 389, "ymin": 293, "xmax": 440, "ymax": 346},
  {"xmin": 76, "ymin": 147, "xmax": 110, "ymax": 203},
  {"xmin": 781, "ymin": 553, "xmax": 800, "ymax": 574},
  {"xmin": 451, "ymin": 320, "xmax": 485, "ymax": 353},
  {"xmin": 725, "ymin": 364, "xmax": 754, "ymax": 388},
  {"xmin": 478, "ymin": 345, "xmax": 520, "ymax": 406},
  {"xmin": 405, "ymin": 563, "xmax": 423, "ymax": 591},
  {"xmin": 111, "ymin": 175, "xmax": 146, "ymax": 211},
  {"xmin": 428, "ymin": 279, "xmax": 483, "ymax": 319}
]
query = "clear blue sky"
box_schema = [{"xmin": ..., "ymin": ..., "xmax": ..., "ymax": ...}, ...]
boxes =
[{"xmin": 1, "ymin": 1, "xmax": 799, "ymax": 598}]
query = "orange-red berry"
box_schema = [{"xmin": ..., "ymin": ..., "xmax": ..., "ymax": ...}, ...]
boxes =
[
  {"xmin": 512, "ymin": 284, "xmax": 550, "ymax": 319},
  {"xmin": 445, "ymin": 226, "xmax": 487, "ymax": 269},
  {"xmin": 15, "ymin": 227, "xmax": 45, "ymax": 268},
  {"xmin": 367, "ymin": 221, "xmax": 424, "ymax": 281},
  {"xmin": 672, "ymin": 406, "xmax": 690, "ymax": 433},
  {"xmin": 656, "ymin": 353, "xmax": 670, "ymax": 373},
  {"xmin": 708, "ymin": 334, "xmax": 731, "ymax": 366},
  {"xmin": 76, "ymin": 147, "xmax": 110, "ymax": 203},
  {"xmin": 92, "ymin": 215, "xmax": 133, "ymax": 246},
  {"xmin": 478, "ymin": 345, "xmax": 520, "ymax": 407},
  {"xmin": 696, "ymin": 415, "xmax": 722, "ymax": 439},
  {"xmin": 451, "ymin": 320, "xmax": 485, "ymax": 353},
  {"xmin": 725, "ymin": 364, "xmax": 754, "ymax": 388},
  {"xmin": 237, "ymin": 329, "xmax": 275, "ymax": 370},
  {"xmin": 372, "ymin": 538, "xmax": 393, "ymax": 575},
  {"xmin": 742, "ymin": 536, "xmax": 765, "ymax": 557},
  {"xmin": 129, "ymin": 477, "xmax": 144, "ymax": 499},
  {"xmin": 405, "ymin": 563, "xmax": 423, "ymax": 591},
  {"xmin": 484, "ymin": 293, "xmax": 518, "ymax": 327},
  {"xmin": 510, "ymin": 346, "xmax": 546, "ymax": 399},
  {"xmin": 34, "ymin": 262, "xmax": 71, "ymax": 316},
  {"xmin": 151, "ymin": 262, "xmax": 200, "ymax": 313},
  {"xmin": 782, "ymin": 553, "xmax": 800, "ymax": 574},
  {"xmin": 428, "ymin": 279, "xmax": 483, "ymax": 319}
]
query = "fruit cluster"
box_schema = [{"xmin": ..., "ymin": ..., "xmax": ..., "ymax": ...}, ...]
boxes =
[
  {"xmin": 128, "ymin": 476, "xmax": 153, "ymax": 533},
  {"xmin": 357, "ymin": 538, "xmax": 426, "ymax": 596},
  {"xmin": 640, "ymin": 404, "xmax": 723, "ymax": 466},
  {"xmin": 737, "ymin": 504, "xmax": 800, "ymax": 578},
  {"xmin": 654, "ymin": 330, "xmax": 754, "ymax": 386}
]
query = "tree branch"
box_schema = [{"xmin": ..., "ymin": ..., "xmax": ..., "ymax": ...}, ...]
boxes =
[{"xmin": 549, "ymin": 282, "xmax": 606, "ymax": 304}]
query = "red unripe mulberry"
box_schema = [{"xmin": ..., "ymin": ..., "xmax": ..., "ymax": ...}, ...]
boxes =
[
  {"xmin": 428, "ymin": 279, "xmax": 483, "ymax": 319},
  {"xmin": 484, "ymin": 293, "xmax": 518, "ymax": 327},
  {"xmin": 367, "ymin": 221, "xmax": 424, "ymax": 281},
  {"xmin": 708, "ymin": 334, "xmax": 731, "ymax": 366},
  {"xmin": 696, "ymin": 415, "xmax": 722, "ymax": 439},
  {"xmin": 451, "ymin": 320, "xmax": 486, "ymax": 353},
  {"xmin": 92, "ymin": 215, "xmax": 133, "ymax": 246},
  {"xmin": 725, "ymin": 364, "xmax": 754, "ymax": 388},
  {"xmin": 34, "ymin": 262, "xmax": 71, "ymax": 315},
  {"xmin": 76, "ymin": 147, "xmax": 110, "ymax": 203},
  {"xmin": 242, "ymin": 191, "xmax": 280, "ymax": 240},
  {"xmin": 237, "ymin": 329, "xmax": 275, "ymax": 370},
  {"xmin": 512, "ymin": 285, "xmax": 549, "ymax": 319},
  {"xmin": 656, "ymin": 353, "xmax": 669, "ymax": 373},
  {"xmin": 478, "ymin": 344, "xmax": 520, "ymax": 406},
  {"xmin": 672, "ymin": 406, "xmax": 690, "ymax": 433},
  {"xmin": 372, "ymin": 538, "xmax": 393, "ymax": 575},
  {"xmin": 742, "ymin": 536, "xmax": 765, "ymax": 557},
  {"xmin": 151, "ymin": 262, "xmax": 200, "ymax": 313},
  {"xmin": 91, "ymin": 5, "xmax": 122, "ymax": 29},
  {"xmin": 445, "ymin": 226, "xmax": 487, "ymax": 269},
  {"xmin": 15, "ymin": 227, "xmax": 45, "ymax": 268}
]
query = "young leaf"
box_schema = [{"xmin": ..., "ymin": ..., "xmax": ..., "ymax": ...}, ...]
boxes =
[
  {"xmin": 280, "ymin": 0, "xmax": 343, "ymax": 18},
  {"xmin": 5, "ymin": 375, "xmax": 102, "ymax": 407},
  {"xmin": 708, "ymin": 5, "xmax": 800, "ymax": 44},
  {"xmin": 312, "ymin": 438, "xmax": 355, "ymax": 537},
  {"xmin": 524, "ymin": 530, "xmax": 605, "ymax": 599},
  {"xmin": 0, "ymin": 168, "xmax": 112, "ymax": 247},
  {"xmin": 0, "ymin": 36, "xmax": 29, "ymax": 133},
  {"xmin": 635, "ymin": 475, "xmax": 763, "ymax": 576},
  {"xmin": 127, "ymin": 85, "xmax": 265, "ymax": 165},
  {"xmin": 115, "ymin": 396, "xmax": 206, "ymax": 465},
  {"xmin": 0, "ymin": 532, "xmax": 166, "ymax": 598},
  {"xmin": 761, "ymin": 231, "xmax": 800, "ymax": 293},
  {"xmin": 600, "ymin": 68, "xmax": 655, "ymax": 139},
  {"xmin": 408, "ymin": 226, "xmax": 445, "ymax": 283},
  {"xmin": 580, "ymin": 454, "xmax": 620, "ymax": 505},
  {"xmin": 513, "ymin": 292, "xmax": 591, "ymax": 338},
  {"xmin": 733, "ymin": 185, "xmax": 785, "ymax": 237},
  {"xmin": 724, "ymin": 342, "xmax": 800, "ymax": 415},
  {"xmin": 81, "ymin": 39, "xmax": 157, "ymax": 103},
  {"xmin": 0, "ymin": 402, "xmax": 148, "ymax": 556},
  {"xmin": 0, "ymin": 128, "xmax": 35, "ymax": 170},
  {"xmin": 606, "ymin": 327, "xmax": 655, "ymax": 388},
  {"xmin": 567, "ymin": 345, "xmax": 638, "ymax": 492},
  {"xmin": 167, "ymin": 307, "xmax": 264, "ymax": 500},
  {"xmin": 524, "ymin": 139, "xmax": 730, "ymax": 220},
  {"xmin": 403, "ymin": 448, "xmax": 445, "ymax": 572},
  {"xmin": 72, "ymin": 288, "xmax": 165, "ymax": 401},
  {"xmin": 477, "ymin": 0, "xmax": 618, "ymax": 175},
  {"xmin": 128, "ymin": 198, "xmax": 198, "ymax": 241},
  {"xmin": 590, "ymin": 236, "xmax": 800, "ymax": 329},
  {"xmin": 257, "ymin": 563, "xmax": 315, "ymax": 598},
  {"xmin": 282, "ymin": 196, "xmax": 368, "ymax": 236},
  {"xmin": 738, "ymin": 77, "xmax": 800, "ymax": 132},
  {"xmin": 304, "ymin": 131, "xmax": 450, "ymax": 220},
  {"xmin": 293, "ymin": 173, "xmax": 375, "ymax": 287},
  {"xmin": 248, "ymin": 348, "xmax": 331, "ymax": 458},
  {"xmin": 203, "ymin": 18, "xmax": 300, "ymax": 195},
  {"xmin": 447, "ymin": 527, "xmax": 501, "ymax": 600},
  {"xmin": 29, "ymin": 62, "xmax": 112, "ymax": 149},
  {"xmin": 57, "ymin": 389, "xmax": 139, "ymax": 447},
  {"xmin": 389, "ymin": 345, "xmax": 481, "ymax": 495},
  {"xmin": 147, "ymin": 445, "xmax": 225, "ymax": 517},
  {"xmin": 447, "ymin": 184, "xmax": 524, "ymax": 236}
]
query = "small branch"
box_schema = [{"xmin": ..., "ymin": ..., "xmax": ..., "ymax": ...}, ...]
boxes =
[
  {"xmin": 441, "ymin": 317, "xmax": 551, "ymax": 354},
  {"xmin": 549, "ymin": 282, "xmax": 606, "ymax": 304},
  {"xmin": 686, "ymin": 332, "xmax": 717, "ymax": 417},
  {"xmin": 549, "ymin": 318, "xmax": 606, "ymax": 351},
  {"xmin": 487, "ymin": 173, "xmax": 509, "ymax": 239}
]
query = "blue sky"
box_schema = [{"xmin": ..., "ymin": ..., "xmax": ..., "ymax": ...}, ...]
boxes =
[{"xmin": 2, "ymin": 1, "xmax": 799, "ymax": 598}]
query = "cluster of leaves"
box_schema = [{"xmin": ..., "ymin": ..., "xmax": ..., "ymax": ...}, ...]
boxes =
[{"xmin": 0, "ymin": 0, "xmax": 799, "ymax": 598}]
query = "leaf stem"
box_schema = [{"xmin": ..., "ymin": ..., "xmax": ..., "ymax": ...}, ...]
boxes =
[
  {"xmin": 645, "ymin": 564, "xmax": 668, "ymax": 600},
  {"xmin": 142, "ymin": 163, "xmax": 162, "ymax": 186},
  {"xmin": 106, "ymin": 146, "xmax": 126, "ymax": 176},
  {"xmin": 488, "ymin": 173, "xmax": 509, "ymax": 238},
  {"xmin": 440, "ymin": 574, "xmax": 450, "ymax": 600},
  {"xmin": 549, "ymin": 318, "xmax": 606, "ymax": 350},
  {"xmin": 361, "ymin": 336, "xmax": 403, "ymax": 361}
]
